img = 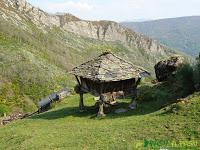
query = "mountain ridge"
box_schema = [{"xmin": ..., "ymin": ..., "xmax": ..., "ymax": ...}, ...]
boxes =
[
  {"xmin": 1, "ymin": 0, "xmax": 172, "ymax": 55},
  {"xmin": 0, "ymin": 0, "xmax": 178, "ymax": 113},
  {"xmin": 122, "ymin": 16, "xmax": 200, "ymax": 56}
]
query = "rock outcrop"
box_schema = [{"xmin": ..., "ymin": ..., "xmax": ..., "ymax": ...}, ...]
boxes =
[
  {"xmin": 154, "ymin": 56, "xmax": 185, "ymax": 81},
  {"xmin": 62, "ymin": 21, "xmax": 166, "ymax": 53},
  {"xmin": 1, "ymin": 0, "xmax": 60, "ymax": 26},
  {"xmin": 0, "ymin": 0, "xmax": 168, "ymax": 55}
]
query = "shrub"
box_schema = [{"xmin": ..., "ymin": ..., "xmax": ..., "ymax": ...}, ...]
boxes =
[
  {"xmin": 152, "ymin": 90, "xmax": 168, "ymax": 102},
  {"xmin": 193, "ymin": 54, "xmax": 200, "ymax": 90},
  {"xmin": 174, "ymin": 63, "xmax": 195, "ymax": 97},
  {"xmin": 137, "ymin": 85, "xmax": 168, "ymax": 103}
]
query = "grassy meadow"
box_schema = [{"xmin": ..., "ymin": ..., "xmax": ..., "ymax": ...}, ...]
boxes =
[
  {"xmin": 0, "ymin": 84, "xmax": 199, "ymax": 150},
  {"xmin": 0, "ymin": 3, "xmax": 199, "ymax": 150}
]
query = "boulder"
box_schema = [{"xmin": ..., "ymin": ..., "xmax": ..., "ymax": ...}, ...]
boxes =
[
  {"xmin": 154, "ymin": 56, "xmax": 185, "ymax": 82},
  {"xmin": 114, "ymin": 108, "xmax": 127, "ymax": 114}
]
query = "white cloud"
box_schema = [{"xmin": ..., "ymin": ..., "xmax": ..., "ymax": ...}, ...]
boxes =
[
  {"xmin": 27, "ymin": 0, "xmax": 200, "ymax": 22},
  {"xmin": 46, "ymin": 1, "xmax": 94, "ymax": 13}
]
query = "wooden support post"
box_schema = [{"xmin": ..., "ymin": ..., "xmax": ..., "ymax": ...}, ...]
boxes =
[
  {"xmin": 75, "ymin": 76, "xmax": 86, "ymax": 112},
  {"xmin": 79, "ymin": 92, "xmax": 85, "ymax": 112},
  {"xmin": 129, "ymin": 78, "xmax": 140, "ymax": 109},
  {"xmin": 97, "ymin": 94, "xmax": 105, "ymax": 117}
]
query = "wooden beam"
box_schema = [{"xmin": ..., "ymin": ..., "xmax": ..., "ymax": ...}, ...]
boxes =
[{"xmin": 75, "ymin": 76, "xmax": 81, "ymax": 86}]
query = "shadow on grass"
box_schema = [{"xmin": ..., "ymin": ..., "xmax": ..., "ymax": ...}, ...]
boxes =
[
  {"xmin": 30, "ymin": 81, "xmax": 192, "ymax": 120},
  {"xmin": 30, "ymin": 106, "xmax": 98, "ymax": 120},
  {"xmin": 29, "ymin": 101, "xmax": 172, "ymax": 120}
]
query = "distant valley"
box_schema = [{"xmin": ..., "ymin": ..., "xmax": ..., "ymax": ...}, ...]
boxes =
[{"xmin": 122, "ymin": 16, "xmax": 200, "ymax": 57}]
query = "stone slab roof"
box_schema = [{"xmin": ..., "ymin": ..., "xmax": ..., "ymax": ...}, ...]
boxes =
[{"xmin": 70, "ymin": 52, "xmax": 150, "ymax": 82}]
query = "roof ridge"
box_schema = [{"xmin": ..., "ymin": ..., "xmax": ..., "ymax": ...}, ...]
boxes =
[
  {"xmin": 109, "ymin": 53, "xmax": 150, "ymax": 73},
  {"xmin": 70, "ymin": 52, "xmax": 151, "ymax": 81}
]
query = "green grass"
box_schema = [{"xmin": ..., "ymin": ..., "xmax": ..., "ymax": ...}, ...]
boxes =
[
  {"xmin": 0, "ymin": 92, "xmax": 199, "ymax": 150},
  {"xmin": 0, "ymin": 30, "xmax": 74, "ymax": 113},
  {"xmin": 0, "ymin": 4, "xmax": 199, "ymax": 149}
]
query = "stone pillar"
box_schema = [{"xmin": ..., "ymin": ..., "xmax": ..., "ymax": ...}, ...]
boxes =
[{"xmin": 97, "ymin": 94, "xmax": 106, "ymax": 117}]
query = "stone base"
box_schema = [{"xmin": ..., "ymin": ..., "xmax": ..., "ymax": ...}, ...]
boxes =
[{"xmin": 97, "ymin": 112, "xmax": 106, "ymax": 117}]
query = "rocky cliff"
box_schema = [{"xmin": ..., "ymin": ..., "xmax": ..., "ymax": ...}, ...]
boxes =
[
  {"xmin": 1, "ymin": 0, "xmax": 60, "ymax": 26},
  {"xmin": 62, "ymin": 21, "xmax": 166, "ymax": 54},
  {"xmin": 0, "ymin": 0, "xmax": 179, "ymax": 113},
  {"xmin": 0, "ymin": 0, "xmax": 168, "ymax": 55}
]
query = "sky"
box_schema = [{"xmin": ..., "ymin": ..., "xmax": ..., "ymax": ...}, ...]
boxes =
[{"xmin": 27, "ymin": 0, "xmax": 200, "ymax": 22}]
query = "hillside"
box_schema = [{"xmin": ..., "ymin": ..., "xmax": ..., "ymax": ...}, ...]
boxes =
[
  {"xmin": 122, "ymin": 16, "xmax": 200, "ymax": 57},
  {"xmin": 0, "ymin": 0, "xmax": 177, "ymax": 114},
  {"xmin": 0, "ymin": 89, "xmax": 199, "ymax": 149}
]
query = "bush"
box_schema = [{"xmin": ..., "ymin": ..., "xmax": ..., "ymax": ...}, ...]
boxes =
[
  {"xmin": 137, "ymin": 85, "xmax": 169, "ymax": 103},
  {"xmin": 174, "ymin": 63, "xmax": 195, "ymax": 97},
  {"xmin": 193, "ymin": 54, "xmax": 200, "ymax": 90}
]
